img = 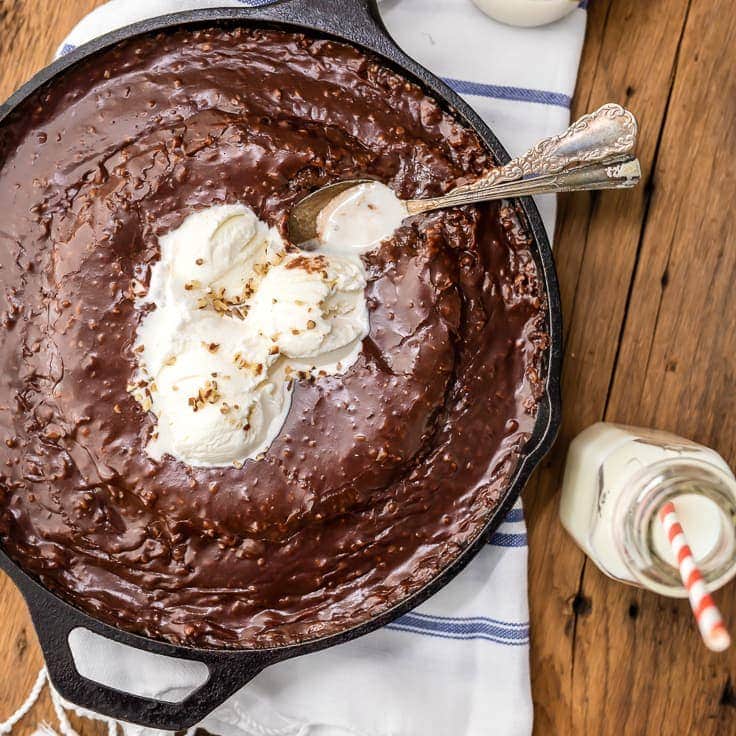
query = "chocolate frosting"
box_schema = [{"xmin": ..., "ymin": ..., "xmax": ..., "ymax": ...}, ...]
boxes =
[{"xmin": 0, "ymin": 27, "xmax": 548, "ymax": 647}]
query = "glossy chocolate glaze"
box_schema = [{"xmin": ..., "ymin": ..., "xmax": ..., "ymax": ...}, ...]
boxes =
[{"xmin": 0, "ymin": 27, "xmax": 548, "ymax": 647}]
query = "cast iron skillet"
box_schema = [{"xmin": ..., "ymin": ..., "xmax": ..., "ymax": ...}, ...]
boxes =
[{"xmin": 0, "ymin": 0, "xmax": 562, "ymax": 729}]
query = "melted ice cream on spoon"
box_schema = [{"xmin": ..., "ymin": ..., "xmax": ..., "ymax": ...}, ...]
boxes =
[{"xmin": 314, "ymin": 181, "xmax": 408, "ymax": 255}]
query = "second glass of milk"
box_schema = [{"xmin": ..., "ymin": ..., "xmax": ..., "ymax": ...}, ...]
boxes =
[{"xmin": 560, "ymin": 423, "xmax": 736, "ymax": 597}]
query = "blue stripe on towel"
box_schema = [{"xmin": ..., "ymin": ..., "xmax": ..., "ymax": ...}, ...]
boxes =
[
  {"xmin": 444, "ymin": 78, "xmax": 572, "ymax": 109},
  {"xmin": 489, "ymin": 531, "xmax": 528, "ymax": 548},
  {"xmin": 405, "ymin": 611, "xmax": 528, "ymax": 628},
  {"xmin": 388, "ymin": 612, "xmax": 529, "ymax": 645},
  {"xmin": 504, "ymin": 507, "xmax": 524, "ymax": 523}
]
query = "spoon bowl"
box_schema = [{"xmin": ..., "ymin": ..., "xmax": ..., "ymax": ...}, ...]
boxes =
[{"xmin": 287, "ymin": 178, "xmax": 374, "ymax": 247}]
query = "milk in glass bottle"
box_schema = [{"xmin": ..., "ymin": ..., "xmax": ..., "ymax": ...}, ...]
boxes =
[{"xmin": 560, "ymin": 423, "xmax": 736, "ymax": 596}]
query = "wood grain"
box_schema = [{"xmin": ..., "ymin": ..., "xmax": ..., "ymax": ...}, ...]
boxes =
[
  {"xmin": 0, "ymin": 1, "xmax": 734, "ymax": 734},
  {"xmin": 573, "ymin": 1, "xmax": 736, "ymax": 733},
  {"xmin": 527, "ymin": 0, "xmax": 736, "ymax": 734}
]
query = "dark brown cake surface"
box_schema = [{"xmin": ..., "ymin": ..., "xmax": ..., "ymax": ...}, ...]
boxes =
[{"xmin": 0, "ymin": 27, "xmax": 547, "ymax": 647}]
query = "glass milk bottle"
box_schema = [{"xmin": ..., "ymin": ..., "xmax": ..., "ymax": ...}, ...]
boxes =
[{"xmin": 560, "ymin": 423, "xmax": 736, "ymax": 596}]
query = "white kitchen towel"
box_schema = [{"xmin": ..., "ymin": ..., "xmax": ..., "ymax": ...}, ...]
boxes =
[{"xmin": 1, "ymin": 3, "xmax": 586, "ymax": 736}]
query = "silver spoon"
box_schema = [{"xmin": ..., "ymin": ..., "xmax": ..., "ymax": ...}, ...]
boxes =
[{"xmin": 288, "ymin": 103, "xmax": 641, "ymax": 247}]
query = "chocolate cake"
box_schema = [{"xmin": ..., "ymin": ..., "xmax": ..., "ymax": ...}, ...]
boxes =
[{"xmin": 0, "ymin": 26, "xmax": 548, "ymax": 647}]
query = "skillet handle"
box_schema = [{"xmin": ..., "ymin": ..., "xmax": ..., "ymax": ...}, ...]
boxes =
[
  {"xmin": 251, "ymin": 0, "xmax": 400, "ymax": 55},
  {"xmin": 18, "ymin": 576, "xmax": 268, "ymax": 731}
]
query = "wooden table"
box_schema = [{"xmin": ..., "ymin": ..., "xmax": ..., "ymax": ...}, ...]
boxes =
[{"xmin": 1, "ymin": 1, "xmax": 734, "ymax": 733}]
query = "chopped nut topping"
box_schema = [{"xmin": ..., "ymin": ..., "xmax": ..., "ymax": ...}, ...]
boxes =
[
  {"xmin": 188, "ymin": 379, "xmax": 221, "ymax": 412},
  {"xmin": 196, "ymin": 286, "xmax": 249, "ymax": 319},
  {"xmin": 285, "ymin": 254, "xmax": 328, "ymax": 273},
  {"xmin": 234, "ymin": 352, "xmax": 264, "ymax": 375}
]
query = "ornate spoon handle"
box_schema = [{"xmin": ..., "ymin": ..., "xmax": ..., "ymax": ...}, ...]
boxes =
[
  {"xmin": 406, "ymin": 103, "xmax": 639, "ymax": 215},
  {"xmin": 405, "ymin": 158, "xmax": 640, "ymax": 215}
]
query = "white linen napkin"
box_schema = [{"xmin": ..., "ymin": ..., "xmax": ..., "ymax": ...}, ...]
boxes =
[{"xmin": 1, "ymin": 3, "xmax": 586, "ymax": 736}]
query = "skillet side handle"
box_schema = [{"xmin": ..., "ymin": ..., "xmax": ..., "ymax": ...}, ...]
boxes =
[
  {"xmin": 254, "ymin": 0, "xmax": 401, "ymax": 56},
  {"xmin": 22, "ymin": 582, "xmax": 266, "ymax": 731}
]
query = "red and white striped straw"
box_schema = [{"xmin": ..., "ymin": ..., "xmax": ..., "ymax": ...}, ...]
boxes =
[{"xmin": 658, "ymin": 500, "xmax": 731, "ymax": 652}]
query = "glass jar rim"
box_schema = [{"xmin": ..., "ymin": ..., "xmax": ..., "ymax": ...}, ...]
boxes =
[{"xmin": 613, "ymin": 457, "xmax": 736, "ymax": 597}]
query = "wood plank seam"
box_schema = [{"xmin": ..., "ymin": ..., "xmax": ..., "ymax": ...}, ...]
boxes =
[{"xmin": 600, "ymin": 0, "xmax": 694, "ymax": 421}]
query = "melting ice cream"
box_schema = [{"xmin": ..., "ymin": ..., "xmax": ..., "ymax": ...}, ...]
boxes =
[{"xmin": 130, "ymin": 204, "xmax": 369, "ymax": 467}]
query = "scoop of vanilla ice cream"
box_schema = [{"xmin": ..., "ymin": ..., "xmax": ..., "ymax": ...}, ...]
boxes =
[
  {"xmin": 319, "ymin": 256, "xmax": 371, "ymax": 354},
  {"xmin": 248, "ymin": 254, "xmax": 368, "ymax": 359},
  {"xmin": 163, "ymin": 203, "xmax": 274, "ymax": 298},
  {"xmin": 130, "ymin": 204, "xmax": 369, "ymax": 467},
  {"xmin": 150, "ymin": 345, "xmax": 254, "ymax": 465},
  {"xmin": 147, "ymin": 333, "xmax": 288, "ymax": 466}
]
